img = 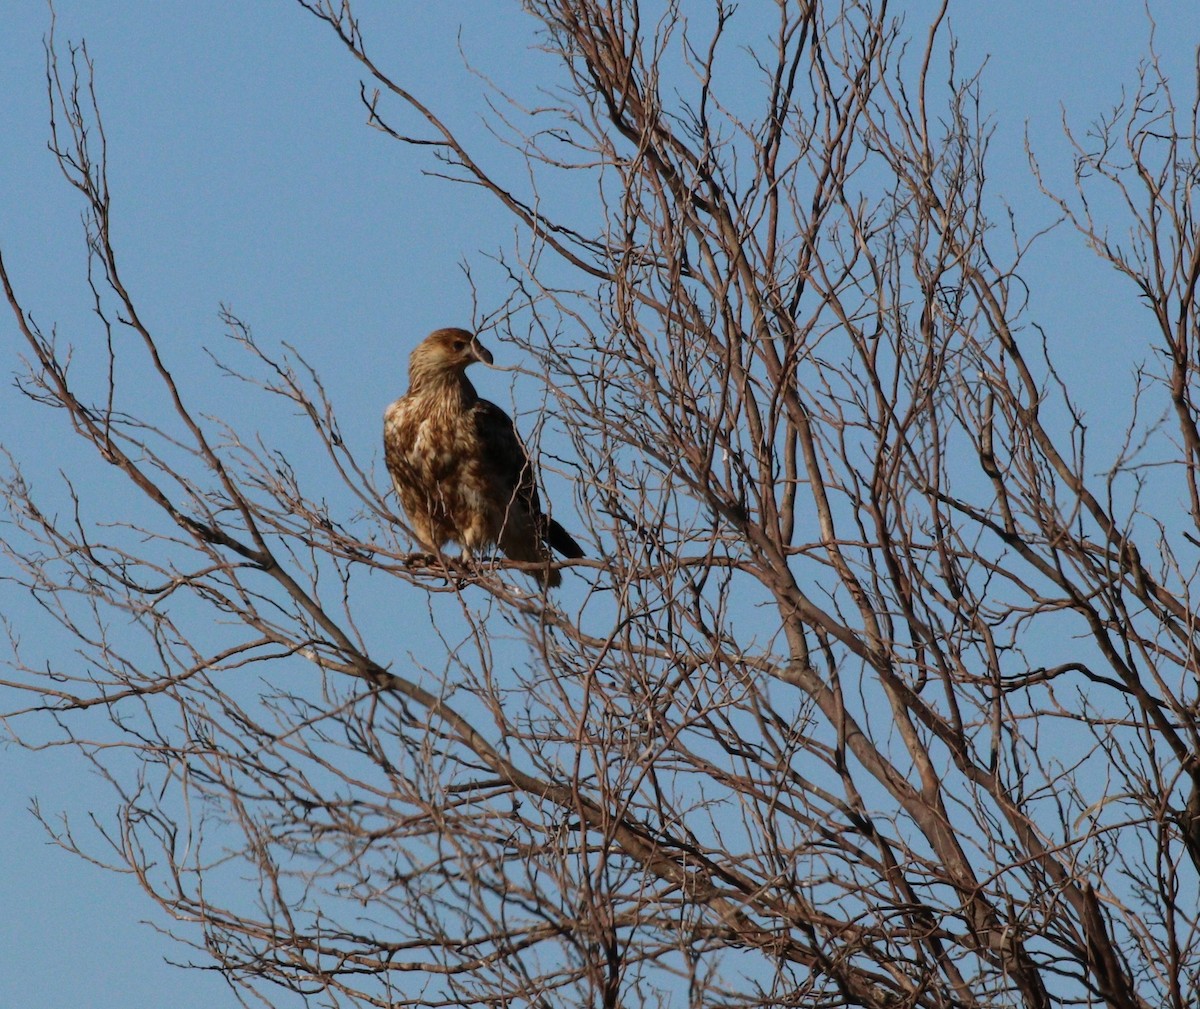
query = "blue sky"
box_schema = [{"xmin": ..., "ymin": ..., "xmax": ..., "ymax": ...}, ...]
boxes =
[{"xmin": 1, "ymin": 3, "xmax": 1196, "ymax": 1007}]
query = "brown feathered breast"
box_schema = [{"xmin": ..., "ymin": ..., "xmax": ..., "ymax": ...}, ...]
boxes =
[{"xmin": 384, "ymin": 327, "xmax": 584, "ymax": 587}]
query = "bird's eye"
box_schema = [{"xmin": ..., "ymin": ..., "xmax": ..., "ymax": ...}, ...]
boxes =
[{"xmin": 453, "ymin": 340, "xmax": 467, "ymax": 352}]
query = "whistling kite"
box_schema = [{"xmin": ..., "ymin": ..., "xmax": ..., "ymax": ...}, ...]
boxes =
[{"xmin": 384, "ymin": 328, "xmax": 584, "ymax": 586}]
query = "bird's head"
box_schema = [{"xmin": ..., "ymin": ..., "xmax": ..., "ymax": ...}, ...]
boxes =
[{"xmin": 409, "ymin": 327, "xmax": 494, "ymax": 385}]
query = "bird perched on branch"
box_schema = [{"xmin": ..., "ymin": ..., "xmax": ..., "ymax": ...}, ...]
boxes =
[{"xmin": 384, "ymin": 327, "xmax": 585, "ymax": 587}]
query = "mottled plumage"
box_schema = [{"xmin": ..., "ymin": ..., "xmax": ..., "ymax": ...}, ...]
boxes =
[{"xmin": 384, "ymin": 327, "xmax": 584, "ymax": 587}]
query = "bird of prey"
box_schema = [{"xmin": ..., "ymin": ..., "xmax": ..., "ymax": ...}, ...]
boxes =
[{"xmin": 383, "ymin": 327, "xmax": 584, "ymax": 587}]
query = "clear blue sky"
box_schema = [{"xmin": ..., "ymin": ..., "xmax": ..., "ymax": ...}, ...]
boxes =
[{"xmin": 0, "ymin": 3, "xmax": 1194, "ymax": 1007}]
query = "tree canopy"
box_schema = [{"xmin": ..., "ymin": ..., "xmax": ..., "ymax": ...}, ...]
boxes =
[{"xmin": 4, "ymin": 3, "xmax": 1200, "ymax": 1007}]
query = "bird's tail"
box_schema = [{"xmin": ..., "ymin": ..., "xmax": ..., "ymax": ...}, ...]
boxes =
[
  {"xmin": 499, "ymin": 522, "xmax": 561, "ymax": 588},
  {"xmin": 500, "ymin": 517, "xmax": 583, "ymax": 587}
]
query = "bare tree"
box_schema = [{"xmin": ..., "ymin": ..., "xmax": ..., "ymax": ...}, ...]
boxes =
[{"xmin": 4, "ymin": 2, "xmax": 1199, "ymax": 1007}]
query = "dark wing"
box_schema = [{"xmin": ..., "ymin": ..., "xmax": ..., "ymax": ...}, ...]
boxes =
[
  {"xmin": 472, "ymin": 398, "xmax": 544, "ymax": 529},
  {"xmin": 472, "ymin": 399, "xmax": 584, "ymax": 583},
  {"xmin": 546, "ymin": 517, "xmax": 585, "ymax": 559}
]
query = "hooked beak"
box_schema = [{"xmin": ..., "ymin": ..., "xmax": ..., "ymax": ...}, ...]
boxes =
[{"xmin": 470, "ymin": 339, "xmax": 494, "ymax": 367}]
